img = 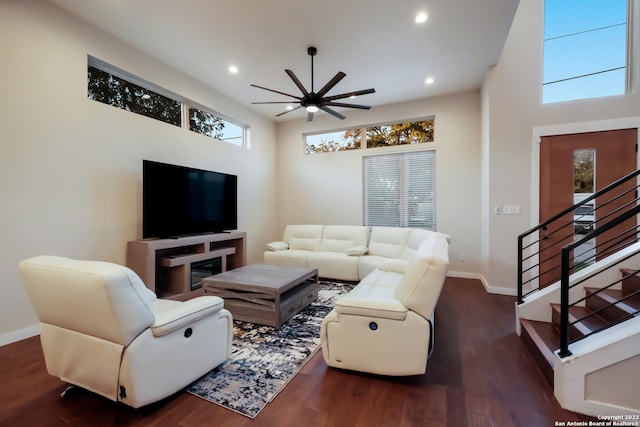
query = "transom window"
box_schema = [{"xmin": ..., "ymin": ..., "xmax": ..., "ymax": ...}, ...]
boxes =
[
  {"xmin": 87, "ymin": 56, "xmax": 248, "ymax": 147},
  {"xmin": 543, "ymin": 0, "xmax": 629, "ymax": 103},
  {"xmin": 305, "ymin": 118, "xmax": 434, "ymax": 154},
  {"xmin": 363, "ymin": 150, "xmax": 436, "ymax": 230}
]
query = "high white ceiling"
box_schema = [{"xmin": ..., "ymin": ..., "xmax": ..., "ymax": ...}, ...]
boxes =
[{"xmin": 45, "ymin": 0, "xmax": 519, "ymax": 122}]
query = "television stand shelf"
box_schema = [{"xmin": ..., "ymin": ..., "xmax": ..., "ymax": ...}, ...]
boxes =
[{"xmin": 126, "ymin": 231, "xmax": 246, "ymax": 300}]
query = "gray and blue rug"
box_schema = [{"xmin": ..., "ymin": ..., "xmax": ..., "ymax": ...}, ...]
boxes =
[{"xmin": 187, "ymin": 281, "xmax": 354, "ymax": 418}]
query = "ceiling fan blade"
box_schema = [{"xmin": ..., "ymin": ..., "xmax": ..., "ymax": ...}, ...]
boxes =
[
  {"xmin": 323, "ymin": 88, "xmax": 376, "ymax": 102},
  {"xmin": 252, "ymin": 101, "xmax": 299, "ymax": 104},
  {"xmin": 316, "ymin": 72, "xmax": 346, "ymax": 98},
  {"xmin": 285, "ymin": 70, "xmax": 309, "ymax": 96},
  {"xmin": 276, "ymin": 105, "xmax": 303, "ymax": 117},
  {"xmin": 250, "ymin": 84, "xmax": 301, "ymax": 100},
  {"xmin": 325, "ymin": 101, "xmax": 372, "ymax": 110},
  {"xmin": 307, "ymin": 111, "xmax": 314, "ymax": 122},
  {"xmin": 320, "ymin": 105, "xmax": 346, "ymax": 120}
]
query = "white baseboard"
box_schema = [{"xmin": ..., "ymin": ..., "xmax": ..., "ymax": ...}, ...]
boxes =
[
  {"xmin": 0, "ymin": 324, "xmax": 40, "ymax": 347},
  {"xmin": 447, "ymin": 271, "xmax": 517, "ymax": 296}
]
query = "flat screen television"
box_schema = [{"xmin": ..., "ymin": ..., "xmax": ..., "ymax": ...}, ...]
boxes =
[{"xmin": 142, "ymin": 160, "xmax": 237, "ymax": 238}]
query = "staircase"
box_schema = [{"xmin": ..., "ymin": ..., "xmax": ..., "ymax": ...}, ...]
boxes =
[
  {"xmin": 516, "ymin": 169, "xmax": 640, "ymax": 417},
  {"xmin": 520, "ymin": 268, "xmax": 640, "ymax": 386}
]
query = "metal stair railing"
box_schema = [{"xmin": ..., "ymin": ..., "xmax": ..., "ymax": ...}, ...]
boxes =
[
  {"xmin": 558, "ymin": 204, "xmax": 640, "ymax": 357},
  {"xmin": 517, "ymin": 169, "xmax": 640, "ymax": 305}
]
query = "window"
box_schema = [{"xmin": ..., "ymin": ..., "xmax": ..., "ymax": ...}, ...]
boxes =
[
  {"xmin": 305, "ymin": 129, "xmax": 361, "ymax": 154},
  {"xmin": 305, "ymin": 118, "xmax": 434, "ymax": 154},
  {"xmin": 188, "ymin": 107, "xmax": 244, "ymax": 144},
  {"xmin": 543, "ymin": 0, "xmax": 629, "ymax": 103},
  {"xmin": 87, "ymin": 56, "xmax": 248, "ymax": 147},
  {"xmin": 363, "ymin": 150, "xmax": 436, "ymax": 229},
  {"xmin": 366, "ymin": 121, "xmax": 434, "ymax": 148},
  {"xmin": 88, "ymin": 66, "xmax": 182, "ymax": 127}
]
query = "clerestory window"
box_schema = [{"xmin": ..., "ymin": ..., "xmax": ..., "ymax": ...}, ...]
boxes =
[
  {"xmin": 87, "ymin": 56, "xmax": 248, "ymax": 147},
  {"xmin": 304, "ymin": 118, "xmax": 434, "ymax": 154},
  {"xmin": 543, "ymin": 0, "xmax": 630, "ymax": 103}
]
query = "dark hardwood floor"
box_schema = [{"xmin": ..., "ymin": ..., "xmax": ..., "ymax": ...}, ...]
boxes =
[{"xmin": 0, "ymin": 277, "xmax": 595, "ymax": 426}]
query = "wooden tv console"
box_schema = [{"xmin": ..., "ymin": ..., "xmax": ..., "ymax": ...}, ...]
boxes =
[{"xmin": 126, "ymin": 231, "xmax": 246, "ymax": 300}]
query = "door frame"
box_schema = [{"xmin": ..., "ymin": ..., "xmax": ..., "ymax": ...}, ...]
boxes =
[
  {"xmin": 526, "ymin": 117, "xmax": 640, "ymax": 291},
  {"xmin": 531, "ymin": 117, "xmax": 640, "ymax": 227}
]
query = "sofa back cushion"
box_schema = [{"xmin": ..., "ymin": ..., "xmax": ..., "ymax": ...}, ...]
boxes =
[
  {"xmin": 401, "ymin": 229, "xmax": 452, "ymax": 260},
  {"xmin": 394, "ymin": 236, "xmax": 449, "ymax": 319},
  {"xmin": 18, "ymin": 256, "xmax": 156, "ymax": 346},
  {"xmin": 320, "ymin": 225, "xmax": 369, "ymax": 253},
  {"xmin": 368, "ymin": 226, "xmax": 412, "ymax": 258},
  {"xmin": 283, "ymin": 224, "xmax": 324, "ymax": 251}
]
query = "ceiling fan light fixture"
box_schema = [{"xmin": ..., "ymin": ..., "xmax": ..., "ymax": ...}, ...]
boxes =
[{"xmin": 250, "ymin": 47, "xmax": 375, "ymax": 121}]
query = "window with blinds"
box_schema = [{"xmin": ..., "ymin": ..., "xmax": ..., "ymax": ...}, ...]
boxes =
[{"xmin": 363, "ymin": 150, "xmax": 436, "ymax": 229}]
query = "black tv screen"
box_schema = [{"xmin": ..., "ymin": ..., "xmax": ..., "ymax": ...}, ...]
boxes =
[{"xmin": 142, "ymin": 160, "xmax": 237, "ymax": 238}]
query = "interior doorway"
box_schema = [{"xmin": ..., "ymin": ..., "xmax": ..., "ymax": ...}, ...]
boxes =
[{"xmin": 538, "ymin": 128, "xmax": 637, "ymax": 287}]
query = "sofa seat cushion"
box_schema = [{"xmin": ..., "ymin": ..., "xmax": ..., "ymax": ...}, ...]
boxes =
[
  {"xmin": 333, "ymin": 269, "xmax": 406, "ymax": 319},
  {"xmin": 263, "ymin": 249, "xmax": 310, "ymax": 268},
  {"xmin": 334, "ymin": 297, "xmax": 408, "ymax": 320},
  {"xmin": 357, "ymin": 255, "xmax": 390, "ymax": 279},
  {"xmin": 307, "ymin": 251, "xmax": 359, "ymax": 282}
]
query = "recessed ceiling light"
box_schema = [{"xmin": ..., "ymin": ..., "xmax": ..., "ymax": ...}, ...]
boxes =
[
  {"xmin": 286, "ymin": 105, "xmax": 294, "ymax": 111},
  {"xmin": 349, "ymin": 95, "xmax": 356, "ymax": 99},
  {"xmin": 425, "ymin": 77, "xmax": 434, "ymax": 85},
  {"xmin": 228, "ymin": 65, "xmax": 239, "ymax": 74},
  {"xmin": 415, "ymin": 12, "xmax": 428, "ymax": 23}
]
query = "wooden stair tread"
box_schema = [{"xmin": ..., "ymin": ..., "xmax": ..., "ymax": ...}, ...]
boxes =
[
  {"xmin": 585, "ymin": 287, "xmax": 640, "ymax": 319},
  {"xmin": 520, "ymin": 319, "xmax": 557, "ymax": 386},
  {"xmin": 550, "ymin": 303, "xmax": 609, "ymax": 338}
]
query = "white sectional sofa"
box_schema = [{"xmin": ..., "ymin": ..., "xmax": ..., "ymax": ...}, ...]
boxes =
[
  {"xmin": 264, "ymin": 224, "xmax": 451, "ymax": 376},
  {"xmin": 321, "ymin": 231, "xmax": 450, "ymax": 376},
  {"xmin": 264, "ymin": 225, "xmax": 370, "ymax": 281},
  {"xmin": 263, "ymin": 224, "xmax": 450, "ymax": 281}
]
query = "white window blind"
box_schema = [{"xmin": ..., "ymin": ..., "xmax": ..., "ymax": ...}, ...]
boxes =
[{"xmin": 363, "ymin": 150, "xmax": 436, "ymax": 229}]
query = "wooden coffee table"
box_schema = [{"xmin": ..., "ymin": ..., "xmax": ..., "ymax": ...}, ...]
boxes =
[{"xmin": 202, "ymin": 264, "xmax": 319, "ymax": 328}]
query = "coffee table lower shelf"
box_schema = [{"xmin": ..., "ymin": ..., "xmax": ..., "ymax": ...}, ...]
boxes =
[{"xmin": 202, "ymin": 264, "xmax": 319, "ymax": 328}]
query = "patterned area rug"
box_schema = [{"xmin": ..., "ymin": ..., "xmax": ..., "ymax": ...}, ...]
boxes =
[{"xmin": 187, "ymin": 281, "xmax": 354, "ymax": 419}]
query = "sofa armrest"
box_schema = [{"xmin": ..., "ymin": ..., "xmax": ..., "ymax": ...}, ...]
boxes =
[
  {"xmin": 266, "ymin": 241, "xmax": 289, "ymax": 252},
  {"xmin": 334, "ymin": 297, "xmax": 408, "ymax": 320},
  {"xmin": 151, "ymin": 296, "xmax": 224, "ymax": 337},
  {"xmin": 347, "ymin": 245, "xmax": 369, "ymax": 256}
]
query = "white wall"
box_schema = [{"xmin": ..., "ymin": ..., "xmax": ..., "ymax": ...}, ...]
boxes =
[
  {"xmin": 0, "ymin": 0, "xmax": 277, "ymax": 344},
  {"xmin": 482, "ymin": 0, "xmax": 640, "ymax": 291},
  {"xmin": 275, "ymin": 90, "xmax": 483, "ymax": 277}
]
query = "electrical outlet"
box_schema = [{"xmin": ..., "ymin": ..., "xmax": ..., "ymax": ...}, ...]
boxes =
[{"xmin": 458, "ymin": 254, "xmax": 465, "ymax": 262}]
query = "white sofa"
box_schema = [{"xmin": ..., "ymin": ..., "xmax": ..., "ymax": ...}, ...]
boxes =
[
  {"xmin": 264, "ymin": 225, "xmax": 370, "ymax": 281},
  {"xmin": 264, "ymin": 224, "xmax": 450, "ymax": 281},
  {"xmin": 320, "ymin": 232, "xmax": 450, "ymax": 376}
]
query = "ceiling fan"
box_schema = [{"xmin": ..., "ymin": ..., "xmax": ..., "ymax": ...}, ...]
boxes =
[{"xmin": 250, "ymin": 46, "xmax": 375, "ymax": 122}]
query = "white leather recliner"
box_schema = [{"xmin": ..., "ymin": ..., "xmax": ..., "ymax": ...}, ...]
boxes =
[
  {"xmin": 18, "ymin": 256, "xmax": 233, "ymax": 408},
  {"xmin": 321, "ymin": 234, "xmax": 449, "ymax": 376}
]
